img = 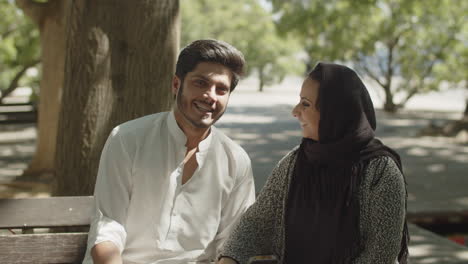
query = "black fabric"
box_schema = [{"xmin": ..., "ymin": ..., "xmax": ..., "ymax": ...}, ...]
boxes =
[{"xmin": 284, "ymin": 62, "xmax": 409, "ymax": 264}]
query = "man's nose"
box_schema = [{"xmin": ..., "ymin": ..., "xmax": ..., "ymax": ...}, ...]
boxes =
[{"xmin": 204, "ymin": 86, "xmax": 217, "ymax": 104}]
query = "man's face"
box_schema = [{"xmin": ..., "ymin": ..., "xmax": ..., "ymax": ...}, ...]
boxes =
[{"xmin": 173, "ymin": 62, "xmax": 232, "ymax": 130}]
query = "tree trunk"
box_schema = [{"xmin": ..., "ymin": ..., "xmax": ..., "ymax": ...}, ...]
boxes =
[
  {"xmin": 464, "ymin": 81, "xmax": 468, "ymax": 120},
  {"xmin": 258, "ymin": 67, "xmax": 265, "ymax": 92},
  {"xmin": 53, "ymin": 0, "xmax": 179, "ymax": 196},
  {"xmin": 382, "ymin": 40, "xmax": 398, "ymax": 113},
  {"xmin": 16, "ymin": 0, "xmax": 69, "ymax": 178},
  {"xmin": 382, "ymin": 85, "xmax": 397, "ymax": 113}
]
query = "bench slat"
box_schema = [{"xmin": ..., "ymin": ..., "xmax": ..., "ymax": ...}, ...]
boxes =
[
  {"xmin": 0, "ymin": 233, "xmax": 88, "ymax": 264},
  {"xmin": 0, "ymin": 196, "xmax": 93, "ymax": 229}
]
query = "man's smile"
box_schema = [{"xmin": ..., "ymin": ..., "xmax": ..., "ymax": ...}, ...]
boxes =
[{"xmin": 194, "ymin": 101, "xmax": 214, "ymax": 114}]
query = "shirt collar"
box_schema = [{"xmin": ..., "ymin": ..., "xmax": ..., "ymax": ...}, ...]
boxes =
[
  {"xmin": 167, "ymin": 110, "xmax": 187, "ymax": 146},
  {"xmin": 167, "ymin": 110, "xmax": 213, "ymax": 153},
  {"xmin": 195, "ymin": 129, "xmax": 213, "ymax": 168},
  {"xmin": 198, "ymin": 128, "xmax": 213, "ymax": 153}
]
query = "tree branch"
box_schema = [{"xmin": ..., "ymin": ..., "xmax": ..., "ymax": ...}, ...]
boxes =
[
  {"xmin": 422, "ymin": 37, "xmax": 455, "ymax": 81},
  {"xmin": 15, "ymin": 0, "xmax": 49, "ymax": 26},
  {"xmin": 0, "ymin": 60, "xmax": 40, "ymax": 103},
  {"xmin": 359, "ymin": 62, "xmax": 386, "ymax": 89},
  {"xmin": 398, "ymin": 24, "xmax": 456, "ymax": 108},
  {"xmin": 377, "ymin": 52, "xmax": 386, "ymax": 77},
  {"xmin": 354, "ymin": 60, "xmax": 384, "ymax": 102},
  {"xmin": 399, "ymin": 85, "xmax": 419, "ymax": 107},
  {"xmin": 385, "ymin": 36, "xmax": 399, "ymax": 90},
  {"xmin": 1, "ymin": 26, "xmax": 19, "ymax": 39},
  {"xmin": 464, "ymin": 92, "xmax": 468, "ymax": 118},
  {"xmin": 382, "ymin": 25, "xmax": 410, "ymax": 80}
]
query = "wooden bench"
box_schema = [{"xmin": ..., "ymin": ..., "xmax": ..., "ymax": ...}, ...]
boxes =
[
  {"xmin": 2, "ymin": 196, "xmax": 468, "ymax": 263},
  {"xmin": 0, "ymin": 196, "xmax": 93, "ymax": 264},
  {"xmin": 0, "ymin": 102, "xmax": 37, "ymax": 124}
]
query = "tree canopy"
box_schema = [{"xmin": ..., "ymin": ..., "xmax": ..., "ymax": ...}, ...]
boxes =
[
  {"xmin": 2, "ymin": 0, "xmax": 466, "ymax": 109},
  {"xmin": 0, "ymin": 0, "xmax": 40, "ymax": 103},
  {"xmin": 270, "ymin": 0, "xmax": 467, "ymax": 112},
  {"xmin": 181, "ymin": 0, "xmax": 304, "ymax": 91}
]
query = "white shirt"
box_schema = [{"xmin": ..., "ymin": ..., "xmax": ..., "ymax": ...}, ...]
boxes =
[{"xmin": 83, "ymin": 111, "xmax": 255, "ymax": 264}]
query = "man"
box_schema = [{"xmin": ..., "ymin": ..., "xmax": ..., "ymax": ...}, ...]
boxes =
[{"xmin": 83, "ymin": 39, "xmax": 255, "ymax": 264}]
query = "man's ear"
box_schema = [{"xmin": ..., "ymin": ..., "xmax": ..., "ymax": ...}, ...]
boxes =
[{"xmin": 172, "ymin": 76, "xmax": 181, "ymax": 96}]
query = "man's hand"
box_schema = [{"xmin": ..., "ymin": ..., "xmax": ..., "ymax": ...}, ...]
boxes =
[
  {"xmin": 91, "ymin": 241, "xmax": 123, "ymax": 264},
  {"xmin": 217, "ymin": 257, "xmax": 237, "ymax": 264}
]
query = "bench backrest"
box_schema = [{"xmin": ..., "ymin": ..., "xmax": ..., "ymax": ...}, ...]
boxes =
[{"xmin": 0, "ymin": 196, "xmax": 94, "ymax": 264}]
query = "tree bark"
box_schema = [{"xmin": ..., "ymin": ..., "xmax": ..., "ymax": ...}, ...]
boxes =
[
  {"xmin": 463, "ymin": 99, "xmax": 468, "ymax": 122},
  {"xmin": 17, "ymin": 0, "xmax": 69, "ymax": 178},
  {"xmin": 383, "ymin": 40, "xmax": 397, "ymax": 113},
  {"xmin": 382, "ymin": 84, "xmax": 397, "ymax": 113},
  {"xmin": 54, "ymin": 0, "xmax": 179, "ymax": 196},
  {"xmin": 258, "ymin": 67, "xmax": 265, "ymax": 92},
  {"xmin": 464, "ymin": 82, "xmax": 468, "ymax": 120}
]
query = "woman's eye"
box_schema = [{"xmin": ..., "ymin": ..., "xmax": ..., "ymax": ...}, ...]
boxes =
[{"xmin": 301, "ymin": 102, "xmax": 310, "ymax": 107}]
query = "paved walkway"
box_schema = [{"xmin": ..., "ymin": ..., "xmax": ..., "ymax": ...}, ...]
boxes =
[{"xmin": 409, "ymin": 224, "xmax": 468, "ymax": 264}]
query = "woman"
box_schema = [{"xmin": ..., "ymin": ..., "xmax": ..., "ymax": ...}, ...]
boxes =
[{"xmin": 218, "ymin": 62, "xmax": 409, "ymax": 264}]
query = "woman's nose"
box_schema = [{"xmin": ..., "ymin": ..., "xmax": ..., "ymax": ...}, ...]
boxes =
[{"xmin": 292, "ymin": 104, "xmax": 299, "ymax": 117}]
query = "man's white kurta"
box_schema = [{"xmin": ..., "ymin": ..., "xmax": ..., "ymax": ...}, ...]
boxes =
[{"xmin": 82, "ymin": 111, "xmax": 255, "ymax": 264}]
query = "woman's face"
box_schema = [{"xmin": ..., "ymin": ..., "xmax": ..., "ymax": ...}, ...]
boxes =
[{"xmin": 292, "ymin": 77, "xmax": 320, "ymax": 140}]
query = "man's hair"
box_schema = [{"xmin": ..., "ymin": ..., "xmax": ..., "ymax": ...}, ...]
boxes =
[{"xmin": 175, "ymin": 39, "xmax": 245, "ymax": 91}]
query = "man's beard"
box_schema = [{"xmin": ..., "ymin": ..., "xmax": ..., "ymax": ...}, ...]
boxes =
[{"xmin": 176, "ymin": 82, "xmax": 226, "ymax": 129}]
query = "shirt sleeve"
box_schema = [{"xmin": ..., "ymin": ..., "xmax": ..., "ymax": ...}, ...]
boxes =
[
  {"xmin": 211, "ymin": 154, "xmax": 256, "ymax": 256},
  {"xmin": 219, "ymin": 152, "xmax": 294, "ymax": 264},
  {"xmin": 353, "ymin": 157, "xmax": 406, "ymax": 264},
  {"xmin": 83, "ymin": 127, "xmax": 133, "ymax": 262}
]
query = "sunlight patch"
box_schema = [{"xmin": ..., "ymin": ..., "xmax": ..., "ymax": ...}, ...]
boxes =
[{"xmin": 221, "ymin": 114, "xmax": 276, "ymax": 124}]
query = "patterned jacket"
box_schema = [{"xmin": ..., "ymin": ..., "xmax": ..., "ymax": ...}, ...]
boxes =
[{"xmin": 220, "ymin": 147, "xmax": 406, "ymax": 264}]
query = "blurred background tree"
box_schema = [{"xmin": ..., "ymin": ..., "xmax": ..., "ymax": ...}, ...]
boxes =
[
  {"xmin": 431, "ymin": 7, "xmax": 468, "ymax": 135},
  {"xmin": 181, "ymin": 0, "xmax": 304, "ymax": 92},
  {"xmin": 1, "ymin": 0, "xmax": 466, "ymax": 191},
  {"xmin": 0, "ymin": 0, "xmax": 40, "ymax": 103},
  {"xmin": 54, "ymin": 0, "xmax": 179, "ymax": 195},
  {"xmin": 14, "ymin": 0, "xmax": 69, "ymax": 179},
  {"xmin": 433, "ymin": 8, "xmax": 468, "ymax": 119},
  {"xmin": 270, "ymin": 0, "xmax": 467, "ymax": 112}
]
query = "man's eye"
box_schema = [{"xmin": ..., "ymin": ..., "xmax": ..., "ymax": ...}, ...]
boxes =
[
  {"xmin": 195, "ymin": 80, "xmax": 206, "ymax": 86},
  {"xmin": 302, "ymin": 102, "xmax": 310, "ymax": 107},
  {"xmin": 218, "ymin": 87, "xmax": 229, "ymax": 93}
]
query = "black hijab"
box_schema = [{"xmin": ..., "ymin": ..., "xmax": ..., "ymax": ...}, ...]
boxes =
[{"xmin": 284, "ymin": 63, "xmax": 409, "ymax": 264}]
